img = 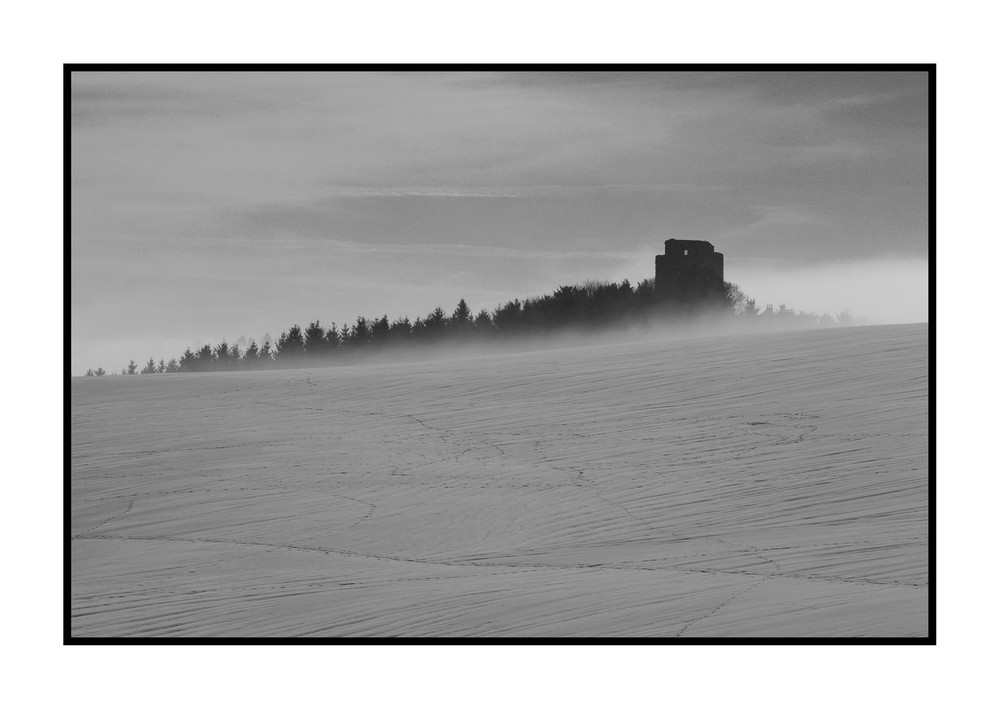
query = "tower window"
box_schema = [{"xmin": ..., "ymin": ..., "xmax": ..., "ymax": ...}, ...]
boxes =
[{"xmin": 683, "ymin": 249, "xmax": 688, "ymax": 256}]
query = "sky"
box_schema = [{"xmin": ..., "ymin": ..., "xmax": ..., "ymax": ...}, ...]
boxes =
[{"xmin": 70, "ymin": 70, "xmax": 929, "ymax": 373}]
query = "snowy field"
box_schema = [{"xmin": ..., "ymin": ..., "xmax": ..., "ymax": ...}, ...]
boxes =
[{"xmin": 70, "ymin": 324, "xmax": 929, "ymax": 638}]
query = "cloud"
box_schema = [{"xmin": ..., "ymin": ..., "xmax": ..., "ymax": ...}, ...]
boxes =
[{"xmin": 70, "ymin": 70, "xmax": 930, "ymax": 372}]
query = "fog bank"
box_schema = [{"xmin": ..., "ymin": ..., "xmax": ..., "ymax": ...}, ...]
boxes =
[
  {"xmin": 727, "ymin": 255, "xmax": 929, "ymax": 325},
  {"xmin": 71, "ymin": 246, "xmax": 928, "ymax": 376}
]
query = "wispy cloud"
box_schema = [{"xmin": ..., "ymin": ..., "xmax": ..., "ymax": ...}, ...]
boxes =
[
  {"xmin": 70, "ymin": 70, "xmax": 930, "ymax": 373},
  {"xmin": 309, "ymin": 183, "xmax": 732, "ymax": 198}
]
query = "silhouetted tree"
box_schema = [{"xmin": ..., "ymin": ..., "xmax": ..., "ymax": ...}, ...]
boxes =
[
  {"xmin": 424, "ymin": 307, "xmax": 447, "ymax": 341},
  {"xmin": 474, "ymin": 309, "xmax": 493, "ymax": 333},
  {"xmin": 388, "ymin": 316, "xmax": 412, "ymax": 345},
  {"xmin": 165, "ymin": 358, "xmax": 179, "ymax": 373},
  {"xmin": 410, "ymin": 317, "xmax": 426, "ymax": 342},
  {"xmin": 127, "ymin": 360, "xmax": 138, "ymax": 375},
  {"xmin": 141, "ymin": 358, "xmax": 157, "ymax": 374},
  {"xmin": 259, "ymin": 340, "xmax": 274, "ymax": 367},
  {"xmin": 192, "ymin": 345, "xmax": 213, "ymax": 372},
  {"xmin": 450, "ymin": 298, "xmax": 473, "ymax": 338},
  {"xmin": 157, "ymin": 359, "xmax": 167, "ymax": 374},
  {"xmin": 95, "ymin": 367, "xmax": 106, "ymax": 376},
  {"xmin": 493, "ymin": 299, "xmax": 522, "ymax": 334},
  {"xmin": 723, "ymin": 282, "xmax": 747, "ymax": 313},
  {"xmin": 324, "ymin": 323, "xmax": 341, "ymax": 351},
  {"xmin": 636, "ymin": 278, "xmax": 656, "ymax": 304},
  {"xmin": 156, "ymin": 271, "xmax": 828, "ymax": 373},
  {"xmin": 85, "ymin": 369, "xmax": 94, "ymax": 376},
  {"xmin": 179, "ymin": 348, "xmax": 197, "ymax": 372},
  {"xmin": 276, "ymin": 325, "xmax": 305, "ymax": 364},
  {"xmin": 243, "ymin": 340, "xmax": 259, "ymax": 367},
  {"xmin": 214, "ymin": 340, "xmax": 231, "ymax": 370},
  {"xmin": 304, "ymin": 320, "xmax": 327, "ymax": 357},
  {"xmin": 370, "ymin": 315, "xmax": 390, "ymax": 348},
  {"xmin": 346, "ymin": 317, "xmax": 370, "ymax": 349}
]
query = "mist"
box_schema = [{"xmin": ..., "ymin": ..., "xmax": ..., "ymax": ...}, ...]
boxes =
[
  {"xmin": 71, "ymin": 320, "xmax": 930, "ymax": 637},
  {"xmin": 727, "ymin": 255, "xmax": 929, "ymax": 324},
  {"xmin": 71, "ymin": 70, "xmax": 929, "ymax": 376},
  {"xmin": 72, "ymin": 251, "xmax": 928, "ymax": 376},
  {"xmin": 83, "ymin": 307, "xmax": 888, "ymax": 382}
]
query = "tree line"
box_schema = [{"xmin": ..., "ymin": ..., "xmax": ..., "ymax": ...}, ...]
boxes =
[{"xmin": 85, "ymin": 278, "xmax": 853, "ymax": 375}]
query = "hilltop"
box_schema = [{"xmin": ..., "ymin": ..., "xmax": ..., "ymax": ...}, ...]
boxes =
[{"xmin": 70, "ymin": 323, "xmax": 929, "ymax": 637}]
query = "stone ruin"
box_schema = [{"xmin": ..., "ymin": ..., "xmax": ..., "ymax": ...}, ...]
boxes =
[{"xmin": 654, "ymin": 239, "xmax": 725, "ymax": 307}]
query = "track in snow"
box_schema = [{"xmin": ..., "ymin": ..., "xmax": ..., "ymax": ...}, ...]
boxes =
[{"xmin": 70, "ymin": 324, "xmax": 929, "ymax": 637}]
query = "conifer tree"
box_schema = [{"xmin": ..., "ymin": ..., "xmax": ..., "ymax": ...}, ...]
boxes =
[
  {"xmin": 410, "ymin": 317, "xmax": 425, "ymax": 342},
  {"xmin": 214, "ymin": 340, "xmax": 231, "ymax": 370},
  {"xmin": 370, "ymin": 315, "xmax": 390, "ymax": 347},
  {"xmin": 259, "ymin": 340, "xmax": 274, "ymax": 367},
  {"xmin": 243, "ymin": 340, "xmax": 260, "ymax": 367},
  {"xmin": 304, "ymin": 320, "xmax": 327, "ymax": 357},
  {"xmin": 452, "ymin": 298, "xmax": 471, "ymax": 323},
  {"xmin": 197, "ymin": 345, "xmax": 213, "ymax": 371},
  {"xmin": 159, "ymin": 271, "xmax": 771, "ymax": 373},
  {"xmin": 179, "ymin": 348, "xmax": 197, "ymax": 372},
  {"xmin": 324, "ymin": 323, "xmax": 341, "ymax": 351},
  {"xmin": 492, "ymin": 299, "xmax": 522, "ymax": 334},
  {"xmin": 388, "ymin": 316, "xmax": 412, "ymax": 345},
  {"xmin": 277, "ymin": 325, "xmax": 305, "ymax": 363},
  {"xmin": 473, "ymin": 309, "xmax": 493, "ymax": 334},
  {"xmin": 347, "ymin": 317, "xmax": 370, "ymax": 349},
  {"xmin": 450, "ymin": 299, "xmax": 473, "ymax": 338},
  {"xmin": 424, "ymin": 307, "xmax": 446, "ymax": 340}
]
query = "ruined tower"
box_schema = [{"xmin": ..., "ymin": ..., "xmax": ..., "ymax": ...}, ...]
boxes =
[{"xmin": 654, "ymin": 239, "xmax": 725, "ymax": 305}]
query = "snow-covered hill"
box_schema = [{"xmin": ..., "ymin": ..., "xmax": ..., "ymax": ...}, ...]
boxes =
[{"xmin": 70, "ymin": 324, "xmax": 929, "ymax": 637}]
